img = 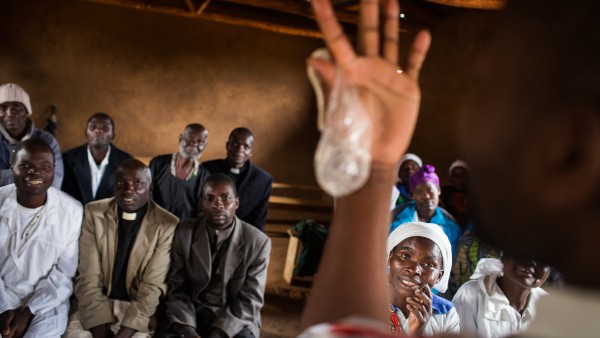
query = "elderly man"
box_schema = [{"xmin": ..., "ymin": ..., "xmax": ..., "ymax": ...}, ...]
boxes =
[
  {"xmin": 0, "ymin": 83, "xmax": 64, "ymax": 188},
  {"xmin": 203, "ymin": 127, "xmax": 272, "ymax": 231},
  {"xmin": 161, "ymin": 174, "xmax": 271, "ymax": 338},
  {"xmin": 62, "ymin": 112, "xmax": 132, "ymax": 205},
  {"xmin": 66, "ymin": 159, "xmax": 178, "ymax": 338},
  {"xmin": 0, "ymin": 139, "xmax": 82, "ymax": 338},
  {"xmin": 149, "ymin": 123, "xmax": 210, "ymax": 222}
]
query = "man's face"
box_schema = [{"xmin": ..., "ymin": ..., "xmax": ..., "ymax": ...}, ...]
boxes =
[
  {"xmin": 179, "ymin": 128, "xmax": 208, "ymax": 160},
  {"xmin": 388, "ymin": 237, "xmax": 443, "ymax": 302},
  {"xmin": 86, "ymin": 117, "xmax": 114, "ymax": 148},
  {"xmin": 412, "ymin": 182, "xmax": 440, "ymax": 219},
  {"xmin": 399, "ymin": 160, "xmax": 420, "ymax": 183},
  {"xmin": 226, "ymin": 132, "xmax": 254, "ymax": 169},
  {"xmin": 201, "ymin": 181, "xmax": 239, "ymax": 229},
  {"xmin": 114, "ymin": 166, "xmax": 151, "ymax": 212},
  {"xmin": 11, "ymin": 147, "xmax": 54, "ymax": 197},
  {"xmin": 0, "ymin": 102, "xmax": 28, "ymax": 137}
]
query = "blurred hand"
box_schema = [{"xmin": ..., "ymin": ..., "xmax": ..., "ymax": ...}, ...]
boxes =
[{"xmin": 309, "ymin": 0, "xmax": 431, "ymax": 168}]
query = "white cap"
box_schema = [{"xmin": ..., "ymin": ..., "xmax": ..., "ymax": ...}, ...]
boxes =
[{"xmin": 0, "ymin": 83, "xmax": 32, "ymax": 116}]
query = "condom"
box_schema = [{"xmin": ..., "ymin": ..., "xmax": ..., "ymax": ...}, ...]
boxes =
[{"xmin": 313, "ymin": 69, "xmax": 372, "ymax": 197}]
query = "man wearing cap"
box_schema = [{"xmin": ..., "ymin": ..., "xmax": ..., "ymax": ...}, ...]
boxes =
[
  {"xmin": 203, "ymin": 127, "xmax": 272, "ymax": 231},
  {"xmin": 62, "ymin": 112, "xmax": 133, "ymax": 206},
  {"xmin": 0, "ymin": 83, "xmax": 64, "ymax": 188},
  {"xmin": 149, "ymin": 123, "xmax": 210, "ymax": 223},
  {"xmin": 0, "ymin": 139, "xmax": 82, "ymax": 338}
]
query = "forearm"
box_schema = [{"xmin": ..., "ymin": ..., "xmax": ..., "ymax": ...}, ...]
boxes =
[{"xmin": 301, "ymin": 164, "xmax": 397, "ymax": 329}]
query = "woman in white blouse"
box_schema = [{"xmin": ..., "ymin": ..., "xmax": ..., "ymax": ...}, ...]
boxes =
[{"xmin": 453, "ymin": 257, "xmax": 551, "ymax": 337}]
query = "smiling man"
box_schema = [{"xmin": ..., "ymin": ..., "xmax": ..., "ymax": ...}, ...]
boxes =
[
  {"xmin": 0, "ymin": 139, "xmax": 82, "ymax": 338},
  {"xmin": 203, "ymin": 127, "xmax": 272, "ymax": 231},
  {"xmin": 160, "ymin": 174, "xmax": 271, "ymax": 338},
  {"xmin": 62, "ymin": 112, "xmax": 133, "ymax": 205},
  {"xmin": 0, "ymin": 83, "xmax": 64, "ymax": 189},
  {"xmin": 66, "ymin": 159, "xmax": 178, "ymax": 338},
  {"xmin": 149, "ymin": 123, "xmax": 210, "ymax": 222}
]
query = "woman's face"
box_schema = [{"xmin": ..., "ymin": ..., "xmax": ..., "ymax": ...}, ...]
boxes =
[
  {"xmin": 388, "ymin": 237, "xmax": 443, "ymax": 303},
  {"xmin": 502, "ymin": 256, "xmax": 551, "ymax": 289}
]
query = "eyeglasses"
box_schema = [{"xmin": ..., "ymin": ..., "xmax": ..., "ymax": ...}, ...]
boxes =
[{"xmin": 0, "ymin": 103, "xmax": 27, "ymax": 116}]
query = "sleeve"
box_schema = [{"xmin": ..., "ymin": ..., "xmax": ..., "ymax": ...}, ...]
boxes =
[
  {"xmin": 164, "ymin": 225, "xmax": 198, "ymax": 329},
  {"xmin": 75, "ymin": 206, "xmax": 114, "ymax": 329},
  {"xmin": 452, "ymin": 283, "xmax": 479, "ymax": 336},
  {"xmin": 212, "ymin": 237, "xmax": 271, "ymax": 337},
  {"xmin": 121, "ymin": 220, "xmax": 177, "ymax": 332},
  {"xmin": 444, "ymin": 307, "xmax": 461, "ymax": 334},
  {"xmin": 27, "ymin": 203, "xmax": 83, "ymax": 315},
  {"xmin": 61, "ymin": 154, "xmax": 80, "ymax": 201},
  {"xmin": 245, "ymin": 175, "xmax": 272, "ymax": 231},
  {"xmin": 46, "ymin": 134, "xmax": 64, "ymax": 189}
]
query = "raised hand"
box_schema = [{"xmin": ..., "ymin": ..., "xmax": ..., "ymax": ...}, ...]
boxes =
[
  {"xmin": 308, "ymin": 0, "xmax": 431, "ymax": 168},
  {"xmin": 406, "ymin": 284, "xmax": 433, "ymax": 335}
]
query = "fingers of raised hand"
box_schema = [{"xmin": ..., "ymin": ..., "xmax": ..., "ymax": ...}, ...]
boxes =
[
  {"xmin": 405, "ymin": 30, "xmax": 431, "ymax": 81},
  {"xmin": 358, "ymin": 0, "xmax": 380, "ymax": 57},
  {"xmin": 382, "ymin": 0, "xmax": 400, "ymax": 64},
  {"xmin": 311, "ymin": 0, "xmax": 356, "ymax": 67}
]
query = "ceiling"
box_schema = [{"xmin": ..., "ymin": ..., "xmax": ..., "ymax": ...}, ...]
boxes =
[{"xmin": 81, "ymin": 0, "xmax": 504, "ymax": 38}]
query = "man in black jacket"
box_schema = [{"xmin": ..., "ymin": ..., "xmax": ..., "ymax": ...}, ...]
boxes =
[
  {"xmin": 62, "ymin": 112, "xmax": 132, "ymax": 205},
  {"xmin": 203, "ymin": 127, "xmax": 272, "ymax": 231}
]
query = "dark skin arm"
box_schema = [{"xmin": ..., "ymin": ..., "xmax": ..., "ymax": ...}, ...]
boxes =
[
  {"xmin": 114, "ymin": 326, "xmax": 137, "ymax": 338},
  {"xmin": 300, "ymin": 0, "xmax": 431, "ymax": 329},
  {"xmin": 406, "ymin": 284, "xmax": 433, "ymax": 335},
  {"xmin": 0, "ymin": 307, "xmax": 33, "ymax": 338},
  {"xmin": 90, "ymin": 323, "xmax": 114, "ymax": 338}
]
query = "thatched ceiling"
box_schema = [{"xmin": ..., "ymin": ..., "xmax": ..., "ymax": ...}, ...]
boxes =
[{"xmin": 81, "ymin": 0, "xmax": 504, "ymax": 38}]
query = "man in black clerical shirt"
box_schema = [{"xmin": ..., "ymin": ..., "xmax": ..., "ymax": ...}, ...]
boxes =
[
  {"xmin": 203, "ymin": 127, "xmax": 272, "ymax": 231},
  {"xmin": 66, "ymin": 159, "xmax": 178, "ymax": 338}
]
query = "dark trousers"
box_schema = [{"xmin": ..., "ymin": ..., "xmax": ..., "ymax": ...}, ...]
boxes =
[{"xmin": 156, "ymin": 306, "xmax": 254, "ymax": 338}]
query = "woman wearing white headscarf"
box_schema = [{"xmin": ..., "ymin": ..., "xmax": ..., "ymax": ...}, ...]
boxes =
[
  {"xmin": 452, "ymin": 257, "xmax": 550, "ymax": 337},
  {"xmin": 387, "ymin": 222, "xmax": 460, "ymax": 336}
]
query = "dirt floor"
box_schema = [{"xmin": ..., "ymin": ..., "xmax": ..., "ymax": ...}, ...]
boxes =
[{"xmin": 260, "ymin": 224, "xmax": 312, "ymax": 338}]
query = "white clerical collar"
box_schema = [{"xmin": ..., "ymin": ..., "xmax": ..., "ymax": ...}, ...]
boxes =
[{"xmin": 122, "ymin": 211, "xmax": 137, "ymax": 221}]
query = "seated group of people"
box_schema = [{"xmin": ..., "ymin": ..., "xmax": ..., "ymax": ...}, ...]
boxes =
[
  {"xmin": 0, "ymin": 83, "xmax": 274, "ymax": 337},
  {"xmin": 386, "ymin": 154, "xmax": 551, "ymax": 337}
]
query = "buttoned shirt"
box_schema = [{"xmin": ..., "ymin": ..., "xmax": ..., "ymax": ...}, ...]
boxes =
[{"xmin": 87, "ymin": 145, "xmax": 111, "ymax": 198}]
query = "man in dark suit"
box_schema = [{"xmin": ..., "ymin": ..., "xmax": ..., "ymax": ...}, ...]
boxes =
[
  {"xmin": 162, "ymin": 174, "xmax": 271, "ymax": 338},
  {"xmin": 203, "ymin": 127, "xmax": 272, "ymax": 231},
  {"xmin": 62, "ymin": 112, "xmax": 132, "ymax": 205}
]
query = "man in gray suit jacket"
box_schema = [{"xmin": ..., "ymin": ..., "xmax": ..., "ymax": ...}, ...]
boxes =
[{"xmin": 162, "ymin": 174, "xmax": 271, "ymax": 338}]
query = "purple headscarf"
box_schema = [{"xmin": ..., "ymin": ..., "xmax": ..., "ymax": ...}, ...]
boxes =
[{"xmin": 408, "ymin": 164, "xmax": 440, "ymax": 192}]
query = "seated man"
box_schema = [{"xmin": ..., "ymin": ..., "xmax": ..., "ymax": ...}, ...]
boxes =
[
  {"xmin": 62, "ymin": 112, "xmax": 132, "ymax": 205},
  {"xmin": 0, "ymin": 139, "xmax": 82, "ymax": 337},
  {"xmin": 66, "ymin": 159, "xmax": 179, "ymax": 338},
  {"xmin": 149, "ymin": 123, "xmax": 210, "ymax": 222},
  {"xmin": 162, "ymin": 174, "xmax": 271, "ymax": 338},
  {"xmin": 203, "ymin": 127, "xmax": 272, "ymax": 231},
  {"xmin": 0, "ymin": 83, "xmax": 64, "ymax": 188}
]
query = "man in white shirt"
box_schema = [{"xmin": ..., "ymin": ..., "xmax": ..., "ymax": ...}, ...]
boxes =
[
  {"xmin": 62, "ymin": 112, "xmax": 132, "ymax": 205},
  {"xmin": 0, "ymin": 138, "xmax": 83, "ymax": 338}
]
